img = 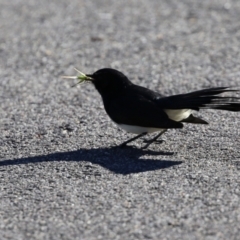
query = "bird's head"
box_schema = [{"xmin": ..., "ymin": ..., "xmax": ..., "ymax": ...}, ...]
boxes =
[
  {"xmin": 87, "ymin": 68, "xmax": 131, "ymax": 96},
  {"xmin": 63, "ymin": 68, "xmax": 132, "ymax": 97}
]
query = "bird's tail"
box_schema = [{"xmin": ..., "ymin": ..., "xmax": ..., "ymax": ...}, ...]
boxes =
[{"xmin": 158, "ymin": 87, "xmax": 240, "ymax": 112}]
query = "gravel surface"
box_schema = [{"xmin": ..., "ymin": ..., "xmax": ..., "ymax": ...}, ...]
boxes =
[{"xmin": 1, "ymin": 0, "xmax": 240, "ymax": 239}]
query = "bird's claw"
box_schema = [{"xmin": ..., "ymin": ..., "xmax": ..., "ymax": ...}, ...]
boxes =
[{"xmin": 142, "ymin": 139, "xmax": 164, "ymax": 145}]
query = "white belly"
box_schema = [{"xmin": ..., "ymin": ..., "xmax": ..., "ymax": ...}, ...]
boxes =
[
  {"xmin": 164, "ymin": 109, "xmax": 191, "ymax": 121},
  {"xmin": 116, "ymin": 109, "xmax": 191, "ymax": 134},
  {"xmin": 117, "ymin": 124, "xmax": 163, "ymax": 134}
]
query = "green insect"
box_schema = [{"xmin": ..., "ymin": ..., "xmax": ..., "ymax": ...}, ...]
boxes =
[{"xmin": 62, "ymin": 68, "xmax": 93, "ymax": 87}]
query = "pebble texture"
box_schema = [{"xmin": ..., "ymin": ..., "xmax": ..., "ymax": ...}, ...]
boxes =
[{"xmin": 0, "ymin": 0, "xmax": 240, "ymax": 239}]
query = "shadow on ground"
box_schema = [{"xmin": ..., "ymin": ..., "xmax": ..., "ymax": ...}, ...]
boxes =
[{"xmin": 0, "ymin": 146, "xmax": 182, "ymax": 174}]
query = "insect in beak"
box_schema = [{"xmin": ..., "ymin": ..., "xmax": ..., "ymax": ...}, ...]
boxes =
[{"xmin": 61, "ymin": 68, "xmax": 93, "ymax": 87}]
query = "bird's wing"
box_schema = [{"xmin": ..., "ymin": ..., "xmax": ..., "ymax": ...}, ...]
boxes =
[
  {"xmin": 131, "ymin": 84, "xmax": 165, "ymax": 99},
  {"xmin": 104, "ymin": 94, "xmax": 183, "ymax": 129}
]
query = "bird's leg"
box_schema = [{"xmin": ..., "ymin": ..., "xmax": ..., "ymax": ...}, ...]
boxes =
[
  {"xmin": 119, "ymin": 132, "xmax": 147, "ymax": 147},
  {"xmin": 142, "ymin": 129, "xmax": 167, "ymax": 149}
]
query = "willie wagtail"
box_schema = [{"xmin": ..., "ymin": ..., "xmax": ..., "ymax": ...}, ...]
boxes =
[{"xmin": 63, "ymin": 68, "xmax": 240, "ymax": 148}]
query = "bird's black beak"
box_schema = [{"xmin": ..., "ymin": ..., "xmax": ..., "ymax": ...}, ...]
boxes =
[{"xmin": 85, "ymin": 74, "xmax": 94, "ymax": 81}]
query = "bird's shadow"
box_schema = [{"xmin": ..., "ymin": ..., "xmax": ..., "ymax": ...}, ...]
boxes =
[{"xmin": 0, "ymin": 146, "xmax": 182, "ymax": 175}]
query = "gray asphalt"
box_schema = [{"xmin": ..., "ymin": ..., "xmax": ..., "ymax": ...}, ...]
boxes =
[{"xmin": 1, "ymin": 0, "xmax": 240, "ymax": 239}]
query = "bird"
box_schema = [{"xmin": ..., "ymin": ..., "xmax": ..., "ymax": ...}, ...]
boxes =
[{"xmin": 63, "ymin": 68, "xmax": 240, "ymax": 148}]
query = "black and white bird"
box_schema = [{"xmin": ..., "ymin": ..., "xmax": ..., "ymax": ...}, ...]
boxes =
[{"xmin": 63, "ymin": 68, "xmax": 240, "ymax": 148}]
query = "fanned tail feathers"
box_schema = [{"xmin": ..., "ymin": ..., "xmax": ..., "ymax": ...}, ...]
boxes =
[{"xmin": 158, "ymin": 87, "xmax": 240, "ymax": 112}]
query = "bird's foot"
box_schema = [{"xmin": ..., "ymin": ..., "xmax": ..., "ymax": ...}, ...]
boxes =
[
  {"xmin": 114, "ymin": 143, "xmax": 136, "ymax": 149},
  {"xmin": 143, "ymin": 139, "xmax": 165, "ymax": 145},
  {"xmin": 117, "ymin": 142, "xmax": 133, "ymax": 148},
  {"xmin": 119, "ymin": 143, "xmax": 128, "ymax": 148}
]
